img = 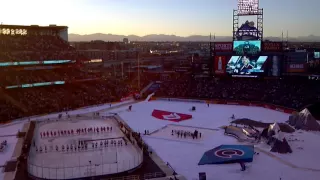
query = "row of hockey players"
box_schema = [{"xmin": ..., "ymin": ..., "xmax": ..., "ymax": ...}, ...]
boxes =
[
  {"xmin": 171, "ymin": 129, "xmax": 202, "ymax": 139},
  {"xmin": 39, "ymin": 126, "xmax": 113, "ymax": 138},
  {"xmin": 35, "ymin": 139, "xmax": 127, "ymax": 153}
]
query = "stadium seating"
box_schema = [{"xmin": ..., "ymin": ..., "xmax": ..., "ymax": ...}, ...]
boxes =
[
  {"xmin": 156, "ymin": 77, "xmax": 320, "ymax": 110},
  {"xmin": 0, "ymin": 34, "xmax": 86, "ymax": 62},
  {"xmin": 0, "ymin": 33, "xmax": 136, "ymax": 123}
]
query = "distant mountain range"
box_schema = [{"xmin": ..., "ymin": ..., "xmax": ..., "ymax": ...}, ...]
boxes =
[{"xmin": 69, "ymin": 33, "xmax": 320, "ymax": 42}]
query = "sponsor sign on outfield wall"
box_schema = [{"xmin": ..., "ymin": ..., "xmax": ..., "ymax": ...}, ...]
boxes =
[
  {"xmin": 262, "ymin": 42, "xmax": 283, "ymax": 52},
  {"xmin": 287, "ymin": 63, "xmax": 306, "ymax": 73},
  {"xmin": 214, "ymin": 56, "xmax": 227, "ymax": 75}
]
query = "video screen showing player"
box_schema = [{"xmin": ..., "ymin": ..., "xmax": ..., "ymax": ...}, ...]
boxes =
[
  {"xmin": 233, "ymin": 40, "xmax": 261, "ymax": 55},
  {"xmin": 226, "ymin": 56, "xmax": 268, "ymax": 75}
]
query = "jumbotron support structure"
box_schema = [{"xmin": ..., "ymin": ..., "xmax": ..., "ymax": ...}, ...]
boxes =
[{"xmin": 233, "ymin": 0, "xmax": 263, "ymax": 41}]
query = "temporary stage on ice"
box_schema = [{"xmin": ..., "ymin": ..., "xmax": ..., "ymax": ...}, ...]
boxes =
[{"xmin": 198, "ymin": 145, "xmax": 254, "ymax": 165}]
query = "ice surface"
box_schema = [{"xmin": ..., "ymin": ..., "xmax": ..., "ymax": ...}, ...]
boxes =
[{"xmin": 28, "ymin": 118, "xmax": 142, "ymax": 179}]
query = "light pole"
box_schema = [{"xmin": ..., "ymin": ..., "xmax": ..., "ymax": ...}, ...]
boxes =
[{"xmin": 137, "ymin": 51, "xmax": 141, "ymax": 91}]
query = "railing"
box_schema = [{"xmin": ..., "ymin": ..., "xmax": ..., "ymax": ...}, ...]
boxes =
[
  {"xmin": 143, "ymin": 172, "xmax": 166, "ymax": 179},
  {"xmin": 102, "ymin": 175, "xmax": 140, "ymax": 180}
]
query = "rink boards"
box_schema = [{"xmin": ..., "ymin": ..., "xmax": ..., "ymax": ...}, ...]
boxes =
[{"xmin": 27, "ymin": 118, "xmax": 143, "ymax": 179}]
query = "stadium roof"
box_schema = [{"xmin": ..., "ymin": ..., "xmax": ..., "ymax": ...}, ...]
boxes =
[{"xmin": 0, "ymin": 24, "xmax": 68, "ymax": 30}]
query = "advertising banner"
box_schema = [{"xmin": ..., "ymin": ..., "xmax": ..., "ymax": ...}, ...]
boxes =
[
  {"xmin": 214, "ymin": 56, "xmax": 227, "ymax": 75},
  {"xmin": 262, "ymin": 42, "xmax": 283, "ymax": 52},
  {"xmin": 214, "ymin": 42, "xmax": 233, "ymax": 52},
  {"xmin": 287, "ymin": 63, "xmax": 306, "ymax": 73}
]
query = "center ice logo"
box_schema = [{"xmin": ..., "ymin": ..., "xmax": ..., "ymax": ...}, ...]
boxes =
[
  {"xmin": 214, "ymin": 149, "xmax": 244, "ymax": 158},
  {"xmin": 162, "ymin": 113, "xmax": 181, "ymax": 120},
  {"xmin": 151, "ymin": 109, "xmax": 192, "ymax": 122}
]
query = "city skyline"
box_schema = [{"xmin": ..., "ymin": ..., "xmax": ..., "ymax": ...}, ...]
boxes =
[{"xmin": 1, "ymin": 0, "xmax": 319, "ymax": 37}]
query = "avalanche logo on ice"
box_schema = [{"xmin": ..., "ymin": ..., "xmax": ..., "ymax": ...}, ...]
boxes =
[
  {"xmin": 162, "ymin": 113, "xmax": 181, "ymax": 120},
  {"xmin": 151, "ymin": 109, "xmax": 192, "ymax": 122},
  {"xmin": 198, "ymin": 145, "xmax": 254, "ymax": 165},
  {"xmin": 215, "ymin": 149, "xmax": 244, "ymax": 158}
]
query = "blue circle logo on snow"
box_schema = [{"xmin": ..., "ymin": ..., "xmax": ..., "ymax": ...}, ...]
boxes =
[{"xmin": 214, "ymin": 149, "xmax": 244, "ymax": 158}]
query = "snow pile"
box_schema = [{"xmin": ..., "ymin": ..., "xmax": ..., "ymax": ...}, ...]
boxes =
[
  {"xmin": 268, "ymin": 123, "xmax": 284, "ymax": 141},
  {"xmin": 288, "ymin": 108, "xmax": 320, "ymax": 131}
]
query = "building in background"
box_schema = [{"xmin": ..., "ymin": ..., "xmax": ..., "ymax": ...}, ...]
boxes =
[{"xmin": 123, "ymin": 38, "xmax": 129, "ymax": 44}]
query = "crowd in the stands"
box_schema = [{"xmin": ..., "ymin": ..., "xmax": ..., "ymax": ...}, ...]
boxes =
[
  {"xmin": 0, "ymin": 34, "xmax": 87, "ymax": 61},
  {"xmin": 156, "ymin": 76, "xmax": 320, "ymax": 110},
  {"xmin": 0, "ymin": 33, "xmax": 136, "ymax": 123},
  {"xmin": 0, "ymin": 79, "xmax": 134, "ymax": 122}
]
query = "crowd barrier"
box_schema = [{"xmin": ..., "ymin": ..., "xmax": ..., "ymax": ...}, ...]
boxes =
[{"xmin": 152, "ymin": 97, "xmax": 296, "ymax": 114}]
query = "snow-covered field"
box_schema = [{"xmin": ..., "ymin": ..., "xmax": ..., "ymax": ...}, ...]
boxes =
[
  {"xmin": 0, "ymin": 168, "xmax": 3, "ymax": 180},
  {"xmin": 1, "ymin": 99, "xmax": 320, "ymax": 180},
  {"xmin": 0, "ymin": 122, "xmax": 25, "ymax": 136},
  {"xmin": 114, "ymin": 100, "xmax": 320, "ymax": 180},
  {"xmin": 0, "ymin": 136, "xmax": 18, "ymax": 166}
]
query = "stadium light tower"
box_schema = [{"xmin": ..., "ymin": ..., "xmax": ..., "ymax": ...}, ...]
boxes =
[{"xmin": 233, "ymin": 0, "xmax": 263, "ymax": 40}]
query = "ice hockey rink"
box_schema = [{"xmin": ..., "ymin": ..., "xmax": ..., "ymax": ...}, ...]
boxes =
[
  {"xmin": 109, "ymin": 99, "xmax": 320, "ymax": 180},
  {"xmin": 27, "ymin": 117, "xmax": 142, "ymax": 179}
]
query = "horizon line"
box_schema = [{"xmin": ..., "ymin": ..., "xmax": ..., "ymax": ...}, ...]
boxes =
[{"xmin": 68, "ymin": 33, "xmax": 318, "ymax": 38}]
